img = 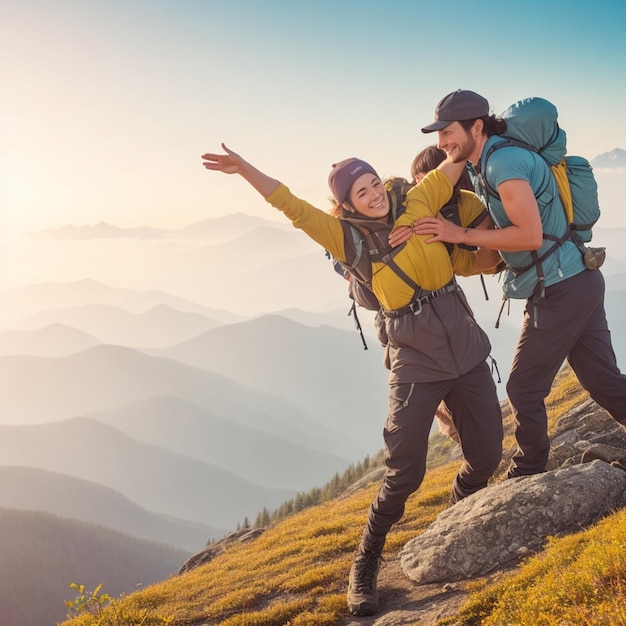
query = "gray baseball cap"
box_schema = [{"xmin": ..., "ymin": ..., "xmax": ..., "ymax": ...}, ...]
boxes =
[{"xmin": 421, "ymin": 89, "xmax": 489, "ymax": 133}]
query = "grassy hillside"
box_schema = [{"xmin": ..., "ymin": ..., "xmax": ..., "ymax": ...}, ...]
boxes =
[{"xmin": 58, "ymin": 368, "xmax": 626, "ymax": 626}]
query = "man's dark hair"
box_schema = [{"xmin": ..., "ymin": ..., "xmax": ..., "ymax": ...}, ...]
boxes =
[{"xmin": 459, "ymin": 115, "xmax": 507, "ymax": 137}]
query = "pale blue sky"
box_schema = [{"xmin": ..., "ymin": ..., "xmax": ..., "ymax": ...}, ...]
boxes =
[{"xmin": 2, "ymin": 0, "xmax": 625, "ymax": 235}]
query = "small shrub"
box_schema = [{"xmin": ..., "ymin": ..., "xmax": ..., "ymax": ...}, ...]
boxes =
[{"xmin": 64, "ymin": 583, "xmax": 111, "ymax": 618}]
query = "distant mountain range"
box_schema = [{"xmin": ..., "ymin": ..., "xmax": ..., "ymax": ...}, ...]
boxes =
[
  {"xmin": 0, "ymin": 507, "xmax": 188, "ymax": 626},
  {"xmin": 2, "ymin": 207, "xmax": 625, "ymax": 576},
  {"xmin": 0, "ymin": 278, "xmax": 244, "ymax": 326},
  {"xmin": 24, "ymin": 151, "xmax": 626, "ymax": 245},
  {"xmin": 0, "ymin": 323, "xmax": 100, "ymax": 357},
  {"xmin": 3, "ymin": 180, "xmax": 624, "ymax": 626},
  {"xmin": 88, "ymin": 394, "xmax": 353, "ymax": 490},
  {"xmin": 0, "ymin": 339, "xmax": 368, "ymax": 453},
  {"xmin": 0, "ymin": 466, "xmax": 212, "ymax": 551},
  {"xmin": 154, "ymin": 314, "xmax": 389, "ymax": 447},
  {"xmin": 0, "ymin": 417, "xmax": 294, "ymax": 529},
  {"xmin": 26, "ymin": 221, "xmax": 171, "ymax": 240},
  {"xmin": 591, "ymin": 148, "xmax": 626, "ymax": 168},
  {"xmin": 28, "ymin": 212, "xmax": 292, "ymax": 241},
  {"xmin": 7, "ymin": 303, "xmax": 220, "ymax": 350}
]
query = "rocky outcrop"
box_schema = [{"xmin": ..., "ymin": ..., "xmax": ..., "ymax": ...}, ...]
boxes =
[
  {"xmin": 400, "ymin": 397, "xmax": 626, "ymax": 584},
  {"xmin": 178, "ymin": 528, "xmax": 264, "ymax": 574},
  {"xmin": 400, "ymin": 460, "xmax": 626, "ymax": 584},
  {"xmin": 547, "ymin": 397, "xmax": 626, "ymax": 469}
]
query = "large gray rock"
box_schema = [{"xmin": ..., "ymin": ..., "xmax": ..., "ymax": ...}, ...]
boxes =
[{"xmin": 400, "ymin": 460, "xmax": 626, "ymax": 584}]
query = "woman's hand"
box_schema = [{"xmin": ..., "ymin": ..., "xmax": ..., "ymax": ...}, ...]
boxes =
[
  {"xmin": 388, "ymin": 225, "xmax": 414, "ymax": 248},
  {"xmin": 200, "ymin": 143, "xmax": 280, "ymax": 198},
  {"xmin": 201, "ymin": 143, "xmax": 245, "ymax": 174}
]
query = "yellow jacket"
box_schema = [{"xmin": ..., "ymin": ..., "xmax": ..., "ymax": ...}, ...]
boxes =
[{"xmin": 266, "ymin": 170, "xmax": 486, "ymax": 311}]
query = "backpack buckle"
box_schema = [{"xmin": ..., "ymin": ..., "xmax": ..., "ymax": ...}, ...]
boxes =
[{"xmin": 409, "ymin": 296, "xmax": 428, "ymax": 315}]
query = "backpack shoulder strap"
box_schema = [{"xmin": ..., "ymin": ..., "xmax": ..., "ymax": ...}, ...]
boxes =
[
  {"xmin": 342, "ymin": 222, "xmax": 364, "ymax": 272},
  {"xmin": 339, "ymin": 215, "xmax": 424, "ymax": 298},
  {"xmin": 481, "ymin": 137, "xmax": 537, "ymax": 199},
  {"xmin": 480, "ymin": 137, "xmax": 572, "ymax": 299}
]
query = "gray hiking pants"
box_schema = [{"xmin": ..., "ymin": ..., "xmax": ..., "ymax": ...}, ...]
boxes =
[
  {"xmin": 507, "ymin": 269, "xmax": 626, "ymax": 477},
  {"xmin": 361, "ymin": 360, "xmax": 502, "ymax": 549}
]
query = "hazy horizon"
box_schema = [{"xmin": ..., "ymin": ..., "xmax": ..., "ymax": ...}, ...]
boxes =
[{"xmin": 3, "ymin": 0, "xmax": 626, "ymax": 235}]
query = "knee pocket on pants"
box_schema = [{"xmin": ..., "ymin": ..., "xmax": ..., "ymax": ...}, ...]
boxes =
[{"xmin": 386, "ymin": 384, "xmax": 417, "ymax": 432}]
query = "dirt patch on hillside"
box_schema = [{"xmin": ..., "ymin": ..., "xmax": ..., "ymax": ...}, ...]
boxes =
[{"xmin": 340, "ymin": 553, "xmax": 509, "ymax": 626}]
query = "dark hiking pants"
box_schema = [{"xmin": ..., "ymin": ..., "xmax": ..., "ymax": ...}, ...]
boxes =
[
  {"xmin": 361, "ymin": 360, "xmax": 502, "ymax": 546},
  {"xmin": 507, "ymin": 269, "xmax": 626, "ymax": 477}
]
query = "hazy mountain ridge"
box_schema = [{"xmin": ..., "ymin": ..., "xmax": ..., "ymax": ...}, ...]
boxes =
[
  {"xmin": 179, "ymin": 212, "xmax": 293, "ymax": 241},
  {"xmin": 156, "ymin": 314, "xmax": 390, "ymax": 450},
  {"xmin": 591, "ymin": 147, "xmax": 626, "ymax": 169},
  {"xmin": 1, "ymin": 198, "xmax": 625, "ymax": 626},
  {"xmin": 0, "ymin": 279, "xmax": 246, "ymax": 327},
  {"xmin": 605, "ymin": 273, "xmax": 626, "ymax": 291},
  {"xmin": 0, "ymin": 466, "xmax": 214, "ymax": 551},
  {"xmin": 590, "ymin": 226, "xmax": 626, "ymax": 261},
  {"xmin": 0, "ymin": 324, "xmax": 101, "ymax": 357},
  {"xmin": 0, "ymin": 417, "xmax": 294, "ymax": 529},
  {"xmin": 0, "ymin": 507, "xmax": 188, "ymax": 626},
  {"xmin": 12, "ymin": 303, "xmax": 221, "ymax": 349},
  {"xmin": 230, "ymin": 248, "xmax": 351, "ymax": 312},
  {"xmin": 27, "ymin": 221, "xmax": 172, "ymax": 240},
  {"xmin": 270, "ymin": 305, "xmax": 375, "ymax": 333},
  {"xmin": 87, "ymin": 395, "xmax": 352, "ymax": 490},
  {"xmin": 0, "ymin": 343, "xmax": 330, "ymax": 438},
  {"xmin": 29, "ymin": 212, "xmax": 292, "ymax": 242},
  {"xmin": 118, "ymin": 225, "xmax": 339, "ymax": 312},
  {"xmin": 180, "ymin": 225, "xmax": 319, "ymax": 268},
  {"xmin": 130, "ymin": 225, "xmax": 323, "ymax": 303}
]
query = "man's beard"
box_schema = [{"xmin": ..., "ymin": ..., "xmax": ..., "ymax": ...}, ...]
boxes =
[{"xmin": 452, "ymin": 131, "xmax": 476, "ymax": 163}]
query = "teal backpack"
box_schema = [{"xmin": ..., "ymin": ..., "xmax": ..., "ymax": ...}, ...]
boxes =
[{"xmin": 481, "ymin": 97, "xmax": 604, "ymax": 282}]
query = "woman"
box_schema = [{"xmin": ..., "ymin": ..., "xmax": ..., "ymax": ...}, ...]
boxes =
[
  {"xmin": 201, "ymin": 144, "xmax": 503, "ymax": 617},
  {"xmin": 343, "ymin": 145, "xmax": 497, "ymax": 443}
]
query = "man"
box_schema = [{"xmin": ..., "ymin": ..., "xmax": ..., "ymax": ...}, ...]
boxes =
[{"xmin": 414, "ymin": 89, "xmax": 626, "ymax": 478}]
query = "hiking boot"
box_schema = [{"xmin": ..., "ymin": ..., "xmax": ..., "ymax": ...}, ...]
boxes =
[{"xmin": 347, "ymin": 551, "xmax": 382, "ymax": 616}]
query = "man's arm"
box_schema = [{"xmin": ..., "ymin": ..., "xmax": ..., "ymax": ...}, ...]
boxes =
[{"xmin": 412, "ymin": 178, "xmax": 544, "ymax": 252}]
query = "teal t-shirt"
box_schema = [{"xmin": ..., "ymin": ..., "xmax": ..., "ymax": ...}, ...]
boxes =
[{"xmin": 474, "ymin": 136, "xmax": 585, "ymax": 299}]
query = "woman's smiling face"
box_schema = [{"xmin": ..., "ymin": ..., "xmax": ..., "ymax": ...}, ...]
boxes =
[{"xmin": 346, "ymin": 173, "xmax": 389, "ymax": 219}]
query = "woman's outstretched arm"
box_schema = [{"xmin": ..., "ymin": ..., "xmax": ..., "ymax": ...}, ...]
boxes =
[
  {"xmin": 201, "ymin": 143, "xmax": 280, "ymax": 198},
  {"xmin": 202, "ymin": 143, "xmax": 348, "ymax": 262}
]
